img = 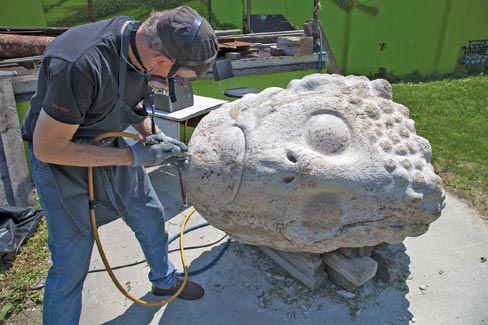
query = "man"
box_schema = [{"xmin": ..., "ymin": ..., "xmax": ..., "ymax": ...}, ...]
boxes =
[{"xmin": 21, "ymin": 6, "xmax": 218, "ymax": 324}]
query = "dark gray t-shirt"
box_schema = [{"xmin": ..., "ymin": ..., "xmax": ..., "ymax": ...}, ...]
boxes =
[{"xmin": 22, "ymin": 17, "xmax": 148, "ymax": 142}]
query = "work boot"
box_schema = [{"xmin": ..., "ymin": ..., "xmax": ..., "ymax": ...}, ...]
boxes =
[{"xmin": 151, "ymin": 278, "xmax": 204, "ymax": 300}]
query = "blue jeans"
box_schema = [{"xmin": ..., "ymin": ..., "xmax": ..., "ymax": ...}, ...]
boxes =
[{"xmin": 29, "ymin": 146, "xmax": 176, "ymax": 325}]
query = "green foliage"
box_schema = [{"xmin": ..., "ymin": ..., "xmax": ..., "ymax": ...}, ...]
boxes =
[
  {"xmin": 332, "ymin": 0, "xmax": 356, "ymax": 11},
  {"xmin": 330, "ymin": 0, "xmax": 379, "ymax": 16},
  {"xmin": 355, "ymin": 2, "xmax": 379, "ymax": 16},
  {"xmin": 43, "ymin": 0, "xmax": 69, "ymax": 12},
  {"xmin": 44, "ymin": 0, "xmax": 202, "ymax": 26},
  {"xmin": 48, "ymin": 0, "xmax": 129, "ymax": 26},
  {"xmin": 393, "ymin": 75, "xmax": 488, "ymax": 216},
  {"xmin": 373, "ymin": 67, "xmax": 486, "ymax": 84},
  {"xmin": 0, "ymin": 303, "xmax": 14, "ymax": 322}
]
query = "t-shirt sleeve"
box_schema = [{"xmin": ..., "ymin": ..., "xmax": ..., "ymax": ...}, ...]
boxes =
[{"xmin": 42, "ymin": 57, "xmax": 94, "ymax": 125}]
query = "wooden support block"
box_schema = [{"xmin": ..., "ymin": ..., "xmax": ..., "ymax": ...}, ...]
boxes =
[
  {"xmin": 371, "ymin": 243, "xmax": 402, "ymax": 283},
  {"xmin": 339, "ymin": 246, "xmax": 372, "ymax": 258},
  {"xmin": 12, "ymin": 74, "xmax": 38, "ymax": 96},
  {"xmin": 259, "ymin": 246, "xmax": 328, "ymax": 290},
  {"xmin": 0, "ymin": 77, "xmax": 34, "ymax": 207},
  {"xmin": 323, "ymin": 251, "xmax": 378, "ymax": 291},
  {"xmin": 358, "ymin": 246, "xmax": 373, "ymax": 257},
  {"xmin": 339, "ymin": 247, "xmax": 358, "ymax": 258},
  {"xmin": 270, "ymin": 46, "xmax": 283, "ymax": 56},
  {"xmin": 325, "ymin": 265, "xmax": 361, "ymax": 292}
]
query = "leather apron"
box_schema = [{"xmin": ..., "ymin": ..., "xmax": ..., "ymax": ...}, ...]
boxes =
[{"xmin": 50, "ymin": 21, "xmax": 150, "ymax": 235}]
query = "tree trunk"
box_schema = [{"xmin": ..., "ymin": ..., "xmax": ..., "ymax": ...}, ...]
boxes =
[{"xmin": 0, "ymin": 34, "xmax": 54, "ymax": 59}]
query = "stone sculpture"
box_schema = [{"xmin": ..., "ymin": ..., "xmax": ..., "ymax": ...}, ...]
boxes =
[{"xmin": 185, "ymin": 74, "xmax": 446, "ymax": 253}]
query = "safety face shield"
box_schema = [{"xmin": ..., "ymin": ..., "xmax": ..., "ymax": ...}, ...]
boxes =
[
  {"xmin": 148, "ymin": 75, "xmax": 191, "ymax": 106},
  {"xmin": 148, "ymin": 75, "xmax": 190, "ymax": 92}
]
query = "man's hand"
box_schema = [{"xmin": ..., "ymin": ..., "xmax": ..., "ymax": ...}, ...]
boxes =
[
  {"xmin": 145, "ymin": 132, "xmax": 189, "ymax": 152},
  {"xmin": 130, "ymin": 141, "xmax": 181, "ymax": 167}
]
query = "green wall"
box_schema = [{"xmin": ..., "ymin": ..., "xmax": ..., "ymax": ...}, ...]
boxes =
[
  {"xmin": 1, "ymin": 0, "xmax": 486, "ymax": 76},
  {"xmin": 212, "ymin": 0, "xmax": 488, "ymax": 76},
  {"xmin": 323, "ymin": 0, "xmax": 488, "ymax": 76}
]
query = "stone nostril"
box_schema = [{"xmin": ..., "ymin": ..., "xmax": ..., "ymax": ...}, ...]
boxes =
[
  {"xmin": 286, "ymin": 151, "xmax": 298, "ymax": 163},
  {"xmin": 283, "ymin": 176, "xmax": 295, "ymax": 184}
]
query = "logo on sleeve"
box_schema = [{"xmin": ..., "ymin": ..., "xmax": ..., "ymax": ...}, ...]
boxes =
[{"xmin": 51, "ymin": 102, "xmax": 70, "ymax": 113}]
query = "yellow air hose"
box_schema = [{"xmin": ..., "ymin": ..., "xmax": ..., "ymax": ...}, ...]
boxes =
[{"xmin": 88, "ymin": 131, "xmax": 192, "ymax": 306}]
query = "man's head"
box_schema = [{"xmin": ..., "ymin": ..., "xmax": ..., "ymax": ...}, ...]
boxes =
[{"xmin": 140, "ymin": 6, "xmax": 218, "ymax": 79}]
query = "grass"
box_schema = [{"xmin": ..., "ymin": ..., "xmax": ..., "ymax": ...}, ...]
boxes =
[
  {"xmin": 1, "ymin": 74, "xmax": 487, "ymax": 322},
  {"xmin": 0, "ymin": 193, "xmax": 49, "ymax": 322},
  {"xmin": 392, "ymin": 75, "xmax": 488, "ymax": 217}
]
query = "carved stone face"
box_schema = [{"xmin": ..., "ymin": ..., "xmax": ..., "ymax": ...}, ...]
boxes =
[{"xmin": 185, "ymin": 74, "xmax": 446, "ymax": 253}]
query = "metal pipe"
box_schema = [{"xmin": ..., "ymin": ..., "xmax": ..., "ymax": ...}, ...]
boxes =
[
  {"xmin": 247, "ymin": 0, "xmax": 252, "ymax": 33},
  {"xmin": 209, "ymin": 0, "xmax": 213, "ymax": 27},
  {"xmin": 87, "ymin": 0, "xmax": 97, "ymax": 22},
  {"xmin": 313, "ymin": 0, "xmax": 320, "ymax": 39},
  {"xmin": 177, "ymin": 165, "xmax": 188, "ymax": 207},
  {"xmin": 0, "ymin": 71, "xmax": 17, "ymax": 76},
  {"xmin": 311, "ymin": 0, "xmax": 340, "ymax": 74}
]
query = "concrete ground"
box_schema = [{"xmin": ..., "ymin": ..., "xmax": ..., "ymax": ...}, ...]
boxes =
[{"xmin": 78, "ymin": 165, "xmax": 488, "ymax": 325}]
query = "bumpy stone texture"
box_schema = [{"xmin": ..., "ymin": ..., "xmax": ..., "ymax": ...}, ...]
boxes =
[{"xmin": 185, "ymin": 74, "xmax": 446, "ymax": 253}]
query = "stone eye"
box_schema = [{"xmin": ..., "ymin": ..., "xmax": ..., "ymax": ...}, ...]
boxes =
[{"xmin": 306, "ymin": 114, "xmax": 352, "ymax": 155}]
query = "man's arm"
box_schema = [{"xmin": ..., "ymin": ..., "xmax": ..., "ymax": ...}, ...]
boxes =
[
  {"xmin": 132, "ymin": 117, "xmax": 161, "ymax": 137},
  {"xmin": 33, "ymin": 109, "xmax": 133, "ymax": 167}
]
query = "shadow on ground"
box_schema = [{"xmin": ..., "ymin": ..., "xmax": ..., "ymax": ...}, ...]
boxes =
[{"xmin": 103, "ymin": 239, "xmax": 414, "ymax": 325}]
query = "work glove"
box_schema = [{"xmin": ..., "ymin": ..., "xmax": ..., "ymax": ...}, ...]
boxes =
[
  {"xmin": 145, "ymin": 131, "xmax": 189, "ymax": 152},
  {"xmin": 129, "ymin": 142, "xmax": 181, "ymax": 167}
]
